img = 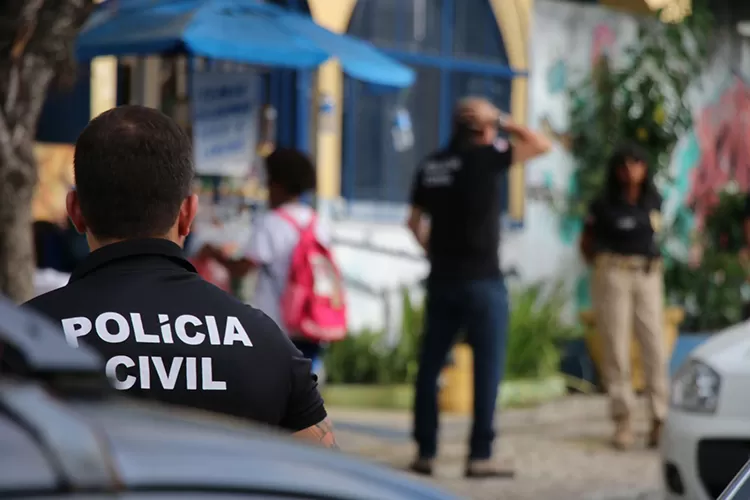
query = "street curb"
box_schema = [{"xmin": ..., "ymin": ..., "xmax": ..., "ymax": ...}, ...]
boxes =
[
  {"xmin": 582, "ymin": 489, "xmax": 663, "ymax": 500},
  {"xmin": 322, "ymin": 375, "xmax": 566, "ymax": 411}
]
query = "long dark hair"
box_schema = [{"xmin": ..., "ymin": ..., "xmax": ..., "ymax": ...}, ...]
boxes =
[{"xmin": 603, "ymin": 141, "xmax": 659, "ymax": 205}]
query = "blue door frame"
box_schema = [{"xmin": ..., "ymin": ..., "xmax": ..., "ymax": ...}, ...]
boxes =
[
  {"xmin": 266, "ymin": 68, "xmax": 312, "ymax": 154},
  {"xmin": 341, "ymin": 0, "xmax": 522, "ymax": 211},
  {"xmin": 265, "ymin": 0, "xmax": 312, "ymax": 154}
]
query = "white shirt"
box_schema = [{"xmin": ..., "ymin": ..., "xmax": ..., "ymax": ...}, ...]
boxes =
[
  {"xmin": 33, "ymin": 268, "xmax": 70, "ymax": 298},
  {"xmin": 243, "ymin": 203, "xmax": 330, "ymax": 331}
]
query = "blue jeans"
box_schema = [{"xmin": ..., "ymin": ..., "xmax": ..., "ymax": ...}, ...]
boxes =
[{"xmin": 413, "ymin": 277, "xmax": 509, "ymax": 460}]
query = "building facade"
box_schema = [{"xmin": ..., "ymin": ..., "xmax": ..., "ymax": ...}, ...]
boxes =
[{"xmin": 40, "ymin": 0, "xmax": 725, "ymax": 332}]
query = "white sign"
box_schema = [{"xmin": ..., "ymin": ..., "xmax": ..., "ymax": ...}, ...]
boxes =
[{"xmin": 191, "ymin": 71, "xmax": 260, "ymax": 177}]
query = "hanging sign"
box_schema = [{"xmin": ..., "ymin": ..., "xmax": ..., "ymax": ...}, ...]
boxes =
[
  {"xmin": 391, "ymin": 108, "xmax": 414, "ymax": 152},
  {"xmin": 191, "ymin": 70, "xmax": 260, "ymax": 177},
  {"xmin": 318, "ymin": 94, "xmax": 336, "ymax": 134}
]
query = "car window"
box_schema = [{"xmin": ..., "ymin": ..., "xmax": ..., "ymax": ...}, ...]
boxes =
[{"xmin": 719, "ymin": 459, "xmax": 750, "ymax": 500}]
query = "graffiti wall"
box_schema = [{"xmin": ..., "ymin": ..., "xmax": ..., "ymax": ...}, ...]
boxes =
[
  {"xmin": 502, "ymin": 1, "xmax": 638, "ymax": 310},
  {"xmin": 516, "ymin": 0, "xmax": 750, "ymax": 310}
]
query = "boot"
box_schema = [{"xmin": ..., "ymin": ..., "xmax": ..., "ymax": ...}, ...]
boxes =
[
  {"xmin": 612, "ymin": 417, "xmax": 634, "ymax": 450},
  {"xmin": 465, "ymin": 458, "xmax": 515, "ymax": 479},
  {"xmin": 647, "ymin": 419, "xmax": 663, "ymax": 449},
  {"xmin": 408, "ymin": 456, "xmax": 434, "ymax": 476}
]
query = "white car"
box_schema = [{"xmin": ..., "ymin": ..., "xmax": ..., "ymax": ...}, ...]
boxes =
[{"xmin": 663, "ymin": 322, "xmax": 750, "ymax": 500}]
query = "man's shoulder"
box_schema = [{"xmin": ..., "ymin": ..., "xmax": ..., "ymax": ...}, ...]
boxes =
[
  {"xmin": 189, "ymin": 277, "xmax": 265, "ymax": 314},
  {"xmin": 423, "ymin": 148, "xmax": 456, "ymax": 163},
  {"xmin": 191, "ymin": 280, "xmax": 289, "ymax": 337},
  {"xmin": 473, "ymin": 140, "xmax": 512, "ymax": 164},
  {"xmin": 24, "ymin": 285, "xmax": 74, "ymax": 318}
]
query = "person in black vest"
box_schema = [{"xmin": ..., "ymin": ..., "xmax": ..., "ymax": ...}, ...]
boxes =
[
  {"xmin": 407, "ymin": 97, "xmax": 551, "ymax": 478},
  {"xmin": 579, "ymin": 142, "xmax": 666, "ymax": 451},
  {"xmin": 24, "ymin": 105, "xmax": 336, "ymax": 449}
]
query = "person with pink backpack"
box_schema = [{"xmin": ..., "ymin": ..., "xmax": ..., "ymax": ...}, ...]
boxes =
[{"xmin": 206, "ymin": 148, "xmax": 347, "ymax": 375}]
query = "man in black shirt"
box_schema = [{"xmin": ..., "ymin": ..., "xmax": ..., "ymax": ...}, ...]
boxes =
[
  {"xmin": 25, "ymin": 106, "xmax": 336, "ymax": 449},
  {"xmin": 407, "ymin": 97, "xmax": 551, "ymax": 477}
]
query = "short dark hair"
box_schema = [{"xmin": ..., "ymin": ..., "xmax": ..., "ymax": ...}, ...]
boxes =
[
  {"xmin": 73, "ymin": 105, "xmax": 195, "ymax": 239},
  {"xmin": 265, "ymin": 148, "xmax": 316, "ymax": 196}
]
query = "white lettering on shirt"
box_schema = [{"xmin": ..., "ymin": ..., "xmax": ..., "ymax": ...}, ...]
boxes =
[
  {"xmin": 174, "ymin": 314, "xmax": 205, "ymax": 345},
  {"xmin": 104, "ymin": 356, "xmax": 227, "ymax": 391},
  {"xmin": 59, "ymin": 313, "xmax": 253, "ymax": 393},
  {"xmin": 158, "ymin": 314, "xmax": 174, "ymax": 343},
  {"xmin": 205, "ymin": 315, "xmax": 221, "ymax": 345},
  {"xmin": 202, "ymin": 357, "xmax": 227, "ymax": 390},
  {"xmin": 616, "ymin": 216, "xmax": 637, "ymax": 230},
  {"xmin": 186, "ymin": 357, "xmax": 198, "ymax": 390},
  {"xmin": 152, "ymin": 356, "xmax": 183, "ymax": 390},
  {"xmin": 61, "ymin": 317, "xmax": 92, "ymax": 348},
  {"xmin": 423, "ymin": 157, "xmax": 462, "ymax": 187},
  {"xmin": 223, "ymin": 316, "xmax": 253, "ymax": 346},
  {"xmin": 138, "ymin": 355, "xmax": 151, "ymax": 389},
  {"xmin": 95, "ymin": 312, "xmax": 130, "ymax": 343},
  {"xmin": 106, "ymin": 355, "xmax": 136, "ymax": 390},
  {"xmin": 131, "ymin": 313, "xmax": 160, "ymax": 343}
]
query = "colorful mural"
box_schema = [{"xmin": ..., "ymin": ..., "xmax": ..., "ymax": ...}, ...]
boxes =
[
  {"xmin": 520, "ymin": 0, "xmax": 750, "ymax": 312},
  {"xmin": 687, "ymin": 78, "xmax": 750, "ymax": 231}
]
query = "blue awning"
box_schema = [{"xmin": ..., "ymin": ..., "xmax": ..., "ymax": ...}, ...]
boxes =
[{"xmin": 76, "ymin": 0, "xmax": 415, "ymax": 89}]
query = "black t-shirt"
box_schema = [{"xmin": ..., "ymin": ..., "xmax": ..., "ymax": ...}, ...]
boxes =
[
  {"xmin": 586, "ymin": 191, "xmax": 663, "ymax": 258},
  {"xmin": 24, "ymin": 238, "xmax": 326, "ymax": 432},
  {"xmin": 410, "ymin": 139, "xmax": 513, "ymax": 280}
]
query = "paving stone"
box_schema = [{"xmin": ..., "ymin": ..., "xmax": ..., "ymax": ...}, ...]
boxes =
[{"xmin": 331, "ymin": 395, "xmax": 664, "ymax": 500}]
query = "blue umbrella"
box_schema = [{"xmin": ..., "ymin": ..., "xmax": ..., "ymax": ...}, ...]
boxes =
[{"xmin": 77, "ymin": 0, "xmax": 415, "ymax": 89}]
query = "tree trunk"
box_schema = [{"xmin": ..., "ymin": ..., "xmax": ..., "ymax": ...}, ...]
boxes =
[
  {"xmin": 0, "ymin": 0, "xmax": 92, "ymax": 302},
  {"xmin": 0, "ymin": 142, "xmax": 39, "ymax": 303}
]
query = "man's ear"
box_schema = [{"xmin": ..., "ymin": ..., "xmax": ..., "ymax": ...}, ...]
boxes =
[
  {"xmin": 178, "ymin": 193, "xmax": 199, "ymax": 237},
  {"xmin": 66, "ymin": 190, "xmax": 87, "ymax": 234}
]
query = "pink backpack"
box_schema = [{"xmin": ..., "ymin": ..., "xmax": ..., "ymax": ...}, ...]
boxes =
[{"xmin": 275, "ymin": 209, "xmax": 348, "ymax": 342}]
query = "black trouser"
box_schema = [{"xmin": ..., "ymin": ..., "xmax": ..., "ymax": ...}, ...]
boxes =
[{"xmin": 413, "ymin": 277, "xmax": 509, "ymax": 460}]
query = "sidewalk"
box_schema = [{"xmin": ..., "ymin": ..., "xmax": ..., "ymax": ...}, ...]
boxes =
[{"xmin": 329, "ymin": 395, "xmax": 663, "ymax": 500}]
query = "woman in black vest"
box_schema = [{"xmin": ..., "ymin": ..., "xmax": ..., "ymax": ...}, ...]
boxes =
[{"xmin": 580, "ymin": 142, "xmax": 667, "ymax": 451}]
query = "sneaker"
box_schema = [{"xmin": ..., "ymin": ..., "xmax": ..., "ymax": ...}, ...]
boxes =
[
  {"xmin": 465, "ymin": 458, "xmax": 515, "ymax": 479},
  {"xmin": 408, "ymin": 457, "xmax": 434, "ymax": 476},
  {"xmin": 647, "ymin": 419, "xmax": 663, "ymax": 449},
  {"xmin": 612, "ymin": 418, "xmax": 634, "ymax": 450}
]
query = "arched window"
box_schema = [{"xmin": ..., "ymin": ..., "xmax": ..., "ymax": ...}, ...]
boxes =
[{"xmin": 342, "ymin": 0, "xmax": 514, "ymax": 208}]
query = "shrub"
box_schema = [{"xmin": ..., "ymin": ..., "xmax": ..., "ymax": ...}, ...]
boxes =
[
  {"xmin": 506, "ymin": 281, "xmax": 581, "ymax": 380},
  {"xmin": 325, "ymin": 282, "xmax": 579, "ymax": 384}
]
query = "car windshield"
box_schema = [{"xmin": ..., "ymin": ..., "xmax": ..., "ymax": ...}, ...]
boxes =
[{"xmin": 719, "ymin": 459, "xmax": 750, "ymax": 500}]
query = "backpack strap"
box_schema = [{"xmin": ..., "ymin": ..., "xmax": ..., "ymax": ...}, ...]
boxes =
[{"xmin": 276, "ymin": 208, "xmax": 316, "ymax": 233}]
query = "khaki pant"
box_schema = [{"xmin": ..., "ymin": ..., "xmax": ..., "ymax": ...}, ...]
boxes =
[{"xmin": 592, "ymin": 255, "xmax": 668, "ymax": 422}]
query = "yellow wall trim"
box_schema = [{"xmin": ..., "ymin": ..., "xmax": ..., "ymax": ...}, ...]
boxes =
[
  {"xmin": 309, "ymin": 0, "xmax": 358, "ymax": 200},
  {"xmin": 90, "ymin": 0, "xmax": 117, "ymax": 120},
  {"xmin": 490, "ymin": 0, "xmax": 531, "ymax": 221}
]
